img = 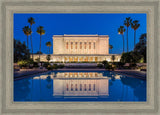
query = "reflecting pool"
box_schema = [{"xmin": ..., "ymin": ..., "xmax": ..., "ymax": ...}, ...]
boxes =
[{"xmin": 14, "ymin": 71, "xmax": 146, "ymax": 101}]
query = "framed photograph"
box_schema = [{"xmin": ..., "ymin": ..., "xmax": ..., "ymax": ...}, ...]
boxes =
[{"xmin": 0, "ymin": 0, "xmax": 159, "ymax": 114}]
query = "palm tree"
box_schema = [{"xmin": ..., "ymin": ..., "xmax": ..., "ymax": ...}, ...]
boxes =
[
  {"xmin": 111, "ymin": 55, "xmax": 115, "ymax": 63},
  {"xmin": 124, "ymin": 17, "xmax": 132, "ymax": 52},
  {"xmin": 131, "ymin": 20, "xmax": 140, "ymax": 47},
  {"xmin": 37, "ymin": 26, "xmax": 45, "ymax": 60},
  {"xmin": 118, "ymin": 26, "xmax": 126, "ymax": 53},
  {"xmin": 46, "ymin": 54, "xmax": 51, "ymax": 62},
  {"xmin": 109, "ymin": 45, "xmax": 113, "ymax": 53},
  {"xmin": 22, "ymin": 26, "xmax": 32, "ymax": 48},
  {"xmin": 46, "ymin": 41, "xmax": 51, "ymax": 54},
  {"xmin": 28, "ymin": 17, "xmax": 35, "ymax": 59}
]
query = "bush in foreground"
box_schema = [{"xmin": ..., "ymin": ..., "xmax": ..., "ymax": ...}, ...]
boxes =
[
  {"xmin": 97, "ymin": 64, "xmax": 103, "ymax": 68},
  {"xmin": 17, "ymin": 60, "xmax": 28, "ymax": 68}
]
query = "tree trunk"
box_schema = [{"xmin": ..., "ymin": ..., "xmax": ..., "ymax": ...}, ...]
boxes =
[
  {"xmin": 47, "ymin": 47, "xmax": 48, "ymax": 54},
  {"xmin": 127, "ymin": 27, "xmax": 128, "ymax": 52},
  {"xmin": 49, "ymin": 47, "xmax": 50, "ymax": 54},
  {"xmin": 134, "ymin": 30, "xmax": 136, "ymax": 48},
  {"xmin": 39, "ymin": 35, "xmax": 42, "ymax": 61},
  {"xmin": 27, "ymin": 35, "xmax": 29, "ymax": 48},
  {"xmin": 30, "ymin": 25, "xmax": 33, "ymax": 59},
  {"xmin": 122, "ymin": 34, "xmax": 125, "ymax": 53}
]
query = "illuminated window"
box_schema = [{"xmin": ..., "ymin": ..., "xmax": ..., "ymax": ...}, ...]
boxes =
[
  {"xmin": 95, "ymin": 73, "xmax": 98, "ymax": 77},
  {"xmin": 75, "ymin": 42, "xmax": 77, "ymax": 49},
  {"xmin": 84, "ymin": 42, "xmax": 87, "ymax": 49},
  {"xmin": 80, "ymin": 42, "xmax": 82, "ymax": 49},
  {"xmin": 71, "ymin": 42, "xmax": 73, "ymax": 49},
  {"xmin": 95, "ymin": 57, "xmax": 98, "ymax": 61},
  {"xmin": 89, "ymin": 42, "xmax": 91, "ymax": 49},
  {"xmin": 66, "ymin": 42, "xmax": 68, "ymax": 49}
]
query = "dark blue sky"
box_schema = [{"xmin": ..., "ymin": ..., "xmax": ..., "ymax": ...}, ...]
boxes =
[{"xmin": 14, "ymin": 13, "xmax": 146, "ymax": 54}]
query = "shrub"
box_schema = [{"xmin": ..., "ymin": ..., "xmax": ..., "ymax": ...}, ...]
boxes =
[
  {"xmin": 14, "ymin": 39, "xmax": 30, "ymax": 63},
  {"xmin": 97, "ymin": 64, "xmax": 103, "ymax": 68},
  {"xmin": 105, "ymin": 64, "xmax": 114, "ymax": 70},
  {"xmin": 17, "ymin": 60, "xmax": 28, "ymax": 68},
  {"xmin": 58, "ymin": 64, "xmax": 64, "ymax": 68},
  {"xmin": 27, "ymin": 59, "xmax": 34, "ymax": 64},
  {"xmin": 102, "ymin": 60, "xmax": 109, "ymax": 66},
  {"xmin": 113, "ymin": 62, "xmax": 125, "ymax": 68},
  {"xmin": 46, "ymin": 55, "xmax": 51, "ymax": 62},
  {"xmin": 33, "ymin": 62, "xmax": 39, "ymax": 67},
  {"xmin": 35, "ymin": 57, "xmax": 40, "ymax": 63},
  {"xmin": 43, "ymin": 62, "xmax": 50, "ymax": 68},
  {"xmin": 120, "ymin": 51, "xmax": 143, "ymax": 63},
  {"xmin": 129, "ymin": 63, "xmax": 137, "ymax": 69},
  {"xmin": 46, "ymin": 64, "xmax": 65, "ymax": 70},
  {"xmin": 54, "ymin": 61, "xmax": 63, "ymax": 63},
  {"xmin": 47, "ymin": 65, "xmax": 53, "ymax": 70},
  {"xmin": 53, "ymin": 64, "xmax": 58, "ymax": 69}
]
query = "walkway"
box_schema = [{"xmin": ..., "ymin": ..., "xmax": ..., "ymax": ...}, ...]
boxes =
[{"xmin": 14, "ymin": 68, "xmax": 49, "ymax": 80}]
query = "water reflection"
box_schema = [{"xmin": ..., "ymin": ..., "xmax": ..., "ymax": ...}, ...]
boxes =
[
  {"xmin": 14, "ymin": 78, "xmax": 31, "ymax": 101},
  {"xmin": 56, "ymin": 72, "xmax": 104, "ymax": 78},
  {"xmin": 14, "ymin": 71, "xmax": 146, "ymax": 101},
  {"xmin": 120, "ymin": 76, "xmax": 146, "ymax": 101},
  {"xmin": 46, "ymin": 75, "xmax": 52, "ymax": 89},
  {"xmin": 53, "ymin": 72, "xmax": 110, "ymax": 96}
]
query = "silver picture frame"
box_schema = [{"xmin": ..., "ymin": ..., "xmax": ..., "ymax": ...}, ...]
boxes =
[{"xmin": 0, "ymin": 0, "xmax": 159, "ymax": 114}]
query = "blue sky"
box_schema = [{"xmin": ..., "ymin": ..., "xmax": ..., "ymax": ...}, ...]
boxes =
[{"xmin": 14, "ymin": 13, "xmax": 146, "ymax": 54}]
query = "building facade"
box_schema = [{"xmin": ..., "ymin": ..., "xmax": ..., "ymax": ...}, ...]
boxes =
[
  {"xmin": 53, "ymin": 34, "xmax": 109, "ymax": 54},
  {"xmin": 33, "ymin": 34, "xmax": 121, "ymax": 62}
]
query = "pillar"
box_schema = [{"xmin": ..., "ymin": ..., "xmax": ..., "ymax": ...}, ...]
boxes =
[{"xmin": 68, "ymin": 41, "xmax": 71, "ymax": 54}]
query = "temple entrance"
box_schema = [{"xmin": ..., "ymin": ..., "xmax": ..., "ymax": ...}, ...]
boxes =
[
  {"xmin": 69, "ymin": 57, "xmax": 73, "ymax": 62},
  {"xmin": 95, "ymin": 57, "xmax": 98, "ymax": 62},
  {"xmin": 62, "ymin": 56, "xmax": 105, "ymax": 62},
  {"xmin": 84, "ymin": 57, "xmax": 88, "ymax": 62},
  {"xmin": 74, "ymin": 57, "xmax": 78, "ymax": 62},
  {"xmin": 89, "ymin": 57, "xmax": 93, "ymax": 61},
  {"xmin": 64, "ymin": 57, "xmax": 68, "ymax": 62},
  {"xmin": 79, "ymin": 57, "xmax": 83, "ymax": 62}
]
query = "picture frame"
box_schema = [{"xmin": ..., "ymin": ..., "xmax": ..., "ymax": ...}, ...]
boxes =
[{"xmin": 0, "ymin": 0, "xmax": 159, "ymax": 114}]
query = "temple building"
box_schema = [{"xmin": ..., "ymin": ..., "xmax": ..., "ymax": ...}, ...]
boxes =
[{"xmin": 33, "ymin": 34, "xmax": 121, "ymax": 62}]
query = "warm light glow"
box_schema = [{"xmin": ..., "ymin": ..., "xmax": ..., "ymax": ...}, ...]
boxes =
[
  {"xmin": 53, "ymin": 72, "xmax": 110, "ymax": 96},
  {"xmin": 32, "ymin": 35, "xmax": 121, "ymax": 62}
]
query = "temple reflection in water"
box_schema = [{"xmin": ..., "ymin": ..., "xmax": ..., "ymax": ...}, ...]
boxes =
[
  {"xmin": 53, "ymin": 72, "xmax": 110, "ymax": 97},
  {"xmin": 15, "ymin": 71, "xmax": 146, "ymax": 101}
]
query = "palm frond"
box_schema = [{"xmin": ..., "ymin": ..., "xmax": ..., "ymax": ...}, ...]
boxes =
[
  {"xmin": 28, "ymin": 17, "xmax": 35, "ymax": 25},
  {"xmin": 131, "ymin": 20, "xmax": 140, "ymax": 30},
  {"xmin": 46, "ymin": 41, "xmax": 51, "ymax": 47},
  {"xmin": 118, "ymin": 26, "xmax": 125, "ymax": 35},
  {"xmin": 37, "ymin": 26, "xmax": 45, "ymax": 35},
  {"xmin": 22, "ymin": 26, "xmax": 32, "ymax": 36},
  {"xmin": 124, "ymin": 17, "xmax": 132, "ymax": 27}
]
